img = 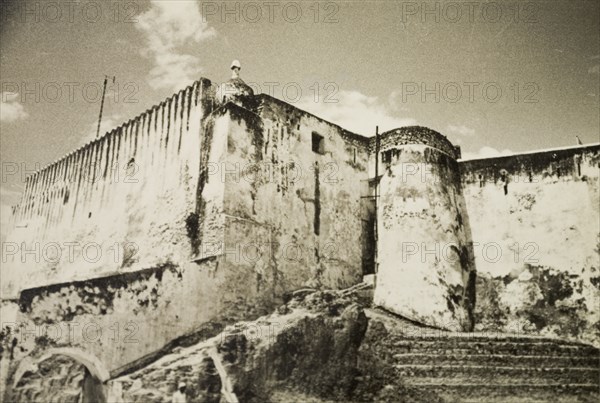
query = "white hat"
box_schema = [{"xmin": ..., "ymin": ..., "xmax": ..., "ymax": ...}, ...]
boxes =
[
  {"xmin": 178, "ymin": 382, "xmax": 186, "ymax": 388},
  {"xmin": 230, "ymin": 60, "xmax": 241, "ymax": 69}
]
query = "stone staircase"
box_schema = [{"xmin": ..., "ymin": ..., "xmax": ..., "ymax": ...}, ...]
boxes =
[{"xmin": 363, "ymin": 308, "xmax": 600, "ymax": 402}]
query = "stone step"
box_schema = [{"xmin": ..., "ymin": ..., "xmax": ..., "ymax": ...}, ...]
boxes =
[
  {"xmin": 393, "ymin": 352, "xmax": 600, "ymax": 367},
  {"xmin": 395, "ymin": 332, "xmax": 591, "ymax": 344},
  {"xmin": 406, "ymin": 383, "xmax": 600, "ymax": 403},
  {"xmin": 396, "ymin": 364, "xmax": 599, "ymax": 384},
  {"xmin": 391, "ymin": 339, "xmax": 599, "ymax": 356},
  {"xmin": 389, "ymin": 331, "xmax": 597, "ymax": 343},
  {"xmin": 365, "ymin": 308, "xmax": 599, "ymax": 401}
]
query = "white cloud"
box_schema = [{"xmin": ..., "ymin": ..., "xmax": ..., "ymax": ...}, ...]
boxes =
[
  {"xmin": 146, "ymin": 53, "xmax": 206, "ymax": 91},
  {"xmin": 588, "ymin": 64, "xmax": 600, "ymax": 75},
  {"xmin": 296, "ymin": 90, "xmax": 416, "ymax": 136},
  {"xmin": 447, "ymin": 124, "xmax": 475, "ymax": 137},
  {"xmin": 388, "ymin": 90, "xmax": 411, "ymax": 112},
  {"xmin": 136, "ymin": 1, "xmax": 216, "ymax": 91},
  {"xmin": 461, "ymin": 146, "xmax": 513, "ymax": 160},
  {"xmin": 1, "ymin": 92, "xmax": 28, "ymax": 122}
]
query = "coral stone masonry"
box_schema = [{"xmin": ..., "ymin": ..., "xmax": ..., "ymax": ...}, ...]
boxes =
[{"xmin": 1, "ymin": 72, "xmax": 599, "ymax": 401}]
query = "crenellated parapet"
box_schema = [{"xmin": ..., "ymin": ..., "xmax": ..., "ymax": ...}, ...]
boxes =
[
  {"xmin": 13, "ymin": 79, "xmax": 214, "ymax": 225},
  {"xmin": 3, "ymin": 78, "xmax": 217, "ymax": 298}
]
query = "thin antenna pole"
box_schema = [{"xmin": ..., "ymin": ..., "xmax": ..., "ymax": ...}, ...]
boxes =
[
  {"xmin": 374, "ymin": 125, "xmax": 380, "ymax": 274},
  {"xmin": 375, "ymin": 125, "xmax": 380, "ymax": 183},
  {"xmin": 96, "ymin": 76, "xmax": 113, "ymax": 138}
]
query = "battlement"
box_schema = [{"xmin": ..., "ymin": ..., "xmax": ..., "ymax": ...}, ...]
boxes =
[
  {"xmin": 12, "ymin": 79, "xmax": 214, "ymax": 224},
  {"xmin": 2, "ymin": 79, "xmax": 216, "ymax": 298}
]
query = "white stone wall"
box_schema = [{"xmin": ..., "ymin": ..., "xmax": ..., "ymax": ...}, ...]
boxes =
[
  {"xmin": 373, "ymin": 143, "xmax": 474, "ymax": 330},
  {"xmin": 460, "ymin": 145, "xmax": 600, "ymax": 344},
  {"xmin": 2, "ymin": 81, "xmax": 214, "ymax": 298}
]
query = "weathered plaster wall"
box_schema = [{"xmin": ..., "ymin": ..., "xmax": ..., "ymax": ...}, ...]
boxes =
[
  {"xmin": 1, "ymin": 84, "xmax": 240, "ymax": 384},
  {"xmin": 373, "ymin": 128, "xmax": 475, "ymax": 331},
  {"xmin": 2, "ymin": 80, "xmax": 227, "ymax": 392},
  {"xmin": 2, "ymin": 80, "xmax": 216, "ymax": 298},
  {"xmin": 4, "ymin": 245, "xmax": 304, "ymax": 389},
  {"xmin": 2, "ymin": 92, "xmax": 374, "ymax": 394},
  {"xmin": 460, "ymin": 144, "xmax": 600, "ymax": 344},
  {"xmin": 218, "ymin": 95, "xmax": 370, "ymax": 293}
]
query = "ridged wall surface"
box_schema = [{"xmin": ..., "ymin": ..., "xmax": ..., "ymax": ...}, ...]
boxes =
[{"xmin": 2, "ymin": 80, "xmax": 214, "ymax": 298}]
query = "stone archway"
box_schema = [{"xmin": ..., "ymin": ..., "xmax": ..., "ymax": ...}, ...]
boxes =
[{"xmin": 9, "ymin": 348, "xmax": 108, "ymax": 403}]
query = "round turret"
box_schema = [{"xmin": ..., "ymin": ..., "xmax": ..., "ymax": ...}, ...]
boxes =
[{"xmin": 373, "ymin": 126, "xmax": 475, "ymax": 330}]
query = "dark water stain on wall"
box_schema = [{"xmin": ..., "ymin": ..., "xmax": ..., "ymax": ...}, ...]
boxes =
[
  {"xmin": 475, "ymin": 266, "xmax": 595, "ymax": 340},
  {"xmin": 19, "ymin": 263, "xmax": 179, "ymax": 324}
]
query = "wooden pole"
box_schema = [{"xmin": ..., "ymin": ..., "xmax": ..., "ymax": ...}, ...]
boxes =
[
  {"xmin": 374, "ymin": 125, "xmax": 380, "ymax": 274},
  {"xmin": 96, "ymin": 76, "xmax": 114, "ymax": 138}
]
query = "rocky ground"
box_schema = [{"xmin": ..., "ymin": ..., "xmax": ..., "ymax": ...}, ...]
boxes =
[
  {"xmin": 104, "ymin": 285, "xmax": 599, "ymax": 403},
  {"xmin": 6, "ymin": 284, "xmax": 597, "ymax": 402},
  {"xmin": 107, "ymin": 288, "xmax": 369, "ymax": 402}
]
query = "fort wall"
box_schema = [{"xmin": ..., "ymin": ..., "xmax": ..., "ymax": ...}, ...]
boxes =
[
  {"xmin": 1, "ymin": 86, "xmax": 374, "ymax": 395},
  {"xmin": 2, "ymin": 80, "xmax": 215, "ymax": 299},
  {"xmin": 1, "ymin": 80, "xmax": 242, "ymax": 387},
  {"xmin": 214, "ymin": 95, "xmax": 370, "ymax": 296},
  {"xmin": 459, "ymin": 144, "xmax": 600, "ymax": 343}
]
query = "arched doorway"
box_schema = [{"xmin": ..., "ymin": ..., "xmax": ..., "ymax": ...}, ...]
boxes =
[{"xmin": 10, "ymin": 348, "xmax": 108, "ymax": 403}]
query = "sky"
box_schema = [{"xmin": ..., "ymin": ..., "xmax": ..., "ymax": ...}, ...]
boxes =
[{"xmin": 1, "ymin": 0, "xmax": 599, "ymax": 221}]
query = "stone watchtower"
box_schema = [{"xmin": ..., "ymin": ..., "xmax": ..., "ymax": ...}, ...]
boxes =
[{"xmin": 373, "ymin": 127, "xmax": 476, "ymax": 330}]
